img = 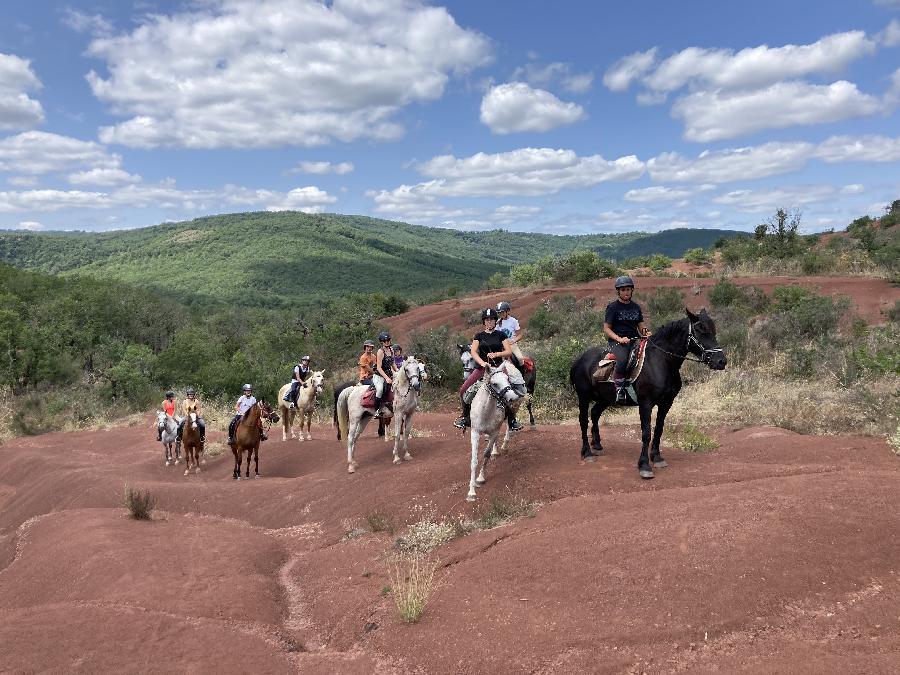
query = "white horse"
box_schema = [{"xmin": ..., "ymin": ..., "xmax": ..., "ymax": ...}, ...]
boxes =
[
  {"xmin": 336, "ymin": 383, "xmax": 394, "ymax": 474},
  {"xmin": 458, "ymin": 345, "xmax": 517, "ymax": 456},
  {"xmin": 467, "ymin": 361, "xmax": 526, "ymax": 501},
  {"xmin": 277, "ymin": 370, "xmax": 325, "ymax": 441},
  {"xmin": 388, "ymin": 357, "xmax": 428, "ymax": 464},
  {"xmin": 156, "ymin": 411, "xmax": 182, "ymax": 466}
]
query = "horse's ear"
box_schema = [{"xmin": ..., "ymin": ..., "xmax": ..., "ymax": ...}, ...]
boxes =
[
  {"xmin": 319, "ymin": 369, "xmax": 326, "ymax": 376},
  {"xmin": 456, "ymin": 343, "xmax": 464, "ymax": 353},
  {"xmin": 685, "ymin": 307, "xmax": 699, "ymax": 322}
]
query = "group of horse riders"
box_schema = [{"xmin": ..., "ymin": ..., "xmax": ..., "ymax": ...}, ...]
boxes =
[
  {"xmin": 156, "ymin": 278, "xmax": 648, "ymax": 447},
  {"xmin": 356, "ymin": 331, "xmax": 407, "ymax": 418}
]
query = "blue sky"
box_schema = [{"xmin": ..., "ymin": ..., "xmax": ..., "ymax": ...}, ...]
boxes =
[{"xmin": 1, "ymin": 0, "xmax": 899, "ymax": 234}]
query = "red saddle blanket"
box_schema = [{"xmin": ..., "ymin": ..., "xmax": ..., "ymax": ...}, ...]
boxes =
[
  {"xmin": 521, "ymin": 357, "xmax": 535, "ymax": 374},
  {"xmin": 604, "ymin": 338, "xmax": 648, "ymax": 364},
  {"xmin": 361, "ymin": 386, "xmax": 394, "ymax": 409}
]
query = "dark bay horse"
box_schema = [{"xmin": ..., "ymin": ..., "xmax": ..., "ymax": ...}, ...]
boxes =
[
  {"xmin": 570, "ymin": 309, "xmax": 727, "ymax": 478},
  {"xmin": 232, "ymin": 400, "xmax": 277, "ymax": 479}
]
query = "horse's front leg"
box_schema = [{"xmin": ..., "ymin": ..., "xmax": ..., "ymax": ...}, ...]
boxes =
[
  {"xmin": 391, "ymin": 414, "xmax": 403, "ymax": 464},
  {"xmin": 467, "ymin": 430, "xmax": 481, "ymax": 501},
  {"xmin": 578, "ymin": 395, "xmax": 595, "ymax": 460},
  {"xmin": 638, "ymin": 402, "xmax": 654, "ymax": 479},
  {"xmin": 590, "ymin": 401, "xmax": 605, "ymax": 453},
  {"xmin": 232, "ymin": 448, "xmax": 240, "ymax": 480},
  {"xmin": 304, "ymin": 411, "xmax": 312, "ymax": 441},
  {"xmin": 164, "ymin": 442, "xmax": 171, "ymax": 466},
  {"xmin": 478, "ymin": 431, "xmax": 500, "ymax": 485},
  {"xmin": 527, "ymin": 395, "xmax": 536, "ymax": 428},
  {"xmin": 495, "ymin": 426, "xmax": 510, "ymax": 456},
  {"xmin": 253, "ymin": 445, "xmax": 259, "ymax": 478},
  {"xmin": 402, "ymin": 412, "xmax": 413, "ymax": 461},
  {"xmin": 650, "ymin": 397, "xmax": 674, "ymax": 468}
]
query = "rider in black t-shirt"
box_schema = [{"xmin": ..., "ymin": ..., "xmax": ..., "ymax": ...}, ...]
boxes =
[
  {"xmin": 603, "ymin": 276, "xmax": 651, "ymax": 403},
  {"xmin": 454, "ymin": 307, "xmax": 524, "ymax": 431}
]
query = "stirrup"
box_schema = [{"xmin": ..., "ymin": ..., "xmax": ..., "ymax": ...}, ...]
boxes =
[
  {"xmin": 453, "ymin": 417, "xmax": 470, "ymax": 429},
  {"xmin": 615, "ymin": 388, "xmax": 627, "ymax": 403},
  {"xmin": 508, "ymin": 419, "xmax": 524, "ymax": 432}
]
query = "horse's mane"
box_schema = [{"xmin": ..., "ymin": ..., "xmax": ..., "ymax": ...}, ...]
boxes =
[{"xmin": 650, "ymin": 316, "xmax": 689, "ymax": 347}]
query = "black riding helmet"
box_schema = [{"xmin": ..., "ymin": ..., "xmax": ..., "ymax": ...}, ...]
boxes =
[
  {"xmin": 614, "ymin": 275, "xmax": 635, "ymax": 289},
  {"xmin": 481, "ymin": 307, "xmax": 499, "ymax": 321},
  {"xmin": 165, "ymin": 390, "xmax": 175, "ymax": 398},
  {"xmin": 378, "ymin": 331, "xmax": 391, "ymax": 342}
]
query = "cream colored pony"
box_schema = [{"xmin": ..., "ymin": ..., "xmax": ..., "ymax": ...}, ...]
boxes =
[{"xmin": 277, "ymin": 370, "xmax": 325, "ymax": 441}]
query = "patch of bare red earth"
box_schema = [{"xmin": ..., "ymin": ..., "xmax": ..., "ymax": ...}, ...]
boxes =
[
  {"xmin": 1, "ymin": 414, "xmax": 899, "ymax": 673},
  {"xmin": 386, "ymin": 276, "xmax": 898, "ymax": 342}
]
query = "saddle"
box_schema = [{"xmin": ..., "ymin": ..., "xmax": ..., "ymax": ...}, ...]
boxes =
[
  {"xmin": 360, "ymin": 385, "xmax": 394, "ymax": 410},
  {"xmin": 592, "ymin": 339, "xmax": 648, "ymax": 384}
]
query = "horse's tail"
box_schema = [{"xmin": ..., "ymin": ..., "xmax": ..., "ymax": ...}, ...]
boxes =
[{"xmin": 336, "ymin": 387, "xmax": 350, "ymax": 445}]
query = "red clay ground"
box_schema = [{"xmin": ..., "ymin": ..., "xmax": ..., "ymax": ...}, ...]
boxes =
[
  {"xmin": 386, "ymin": 276, "xmax": 899, "ymax": 342},
  {"xmin": 1, "ymin": 412, "xmax": 899, "ymax": 673}
]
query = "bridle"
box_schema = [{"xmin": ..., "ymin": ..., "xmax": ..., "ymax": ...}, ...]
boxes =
[
  {"xmin": 648, "ymin": 320, "xmax": 724, "ymax": 365},
  {"xmin": 487, "ymin": 364, "xmax": 519, "ymax": 407},
  {"xmin": 395, "ymin": 359, "xmax": 422, "ymax": 397}
]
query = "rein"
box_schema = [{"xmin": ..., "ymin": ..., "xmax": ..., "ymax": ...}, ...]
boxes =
[{"xmin": 647, "ymin": 321, "xmax": 724, "ymax": 365}]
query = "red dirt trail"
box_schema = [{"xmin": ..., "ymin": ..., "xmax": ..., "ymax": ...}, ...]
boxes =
[
  {"xmin": 386, "ymin": 276, "xmax": 898, "ymax": 342},
  {"xmin": 1, "ymin": 412, "xmax": 899, "ymax": 673}
]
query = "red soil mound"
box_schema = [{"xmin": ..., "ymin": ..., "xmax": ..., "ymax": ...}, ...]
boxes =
[
  {"xmin": 1, "ymin": 414, "xmax": 899, "ymax": 672},
  {"xmin": 386, "ymin": 276, "xmax": 898, "ymax": 343}
]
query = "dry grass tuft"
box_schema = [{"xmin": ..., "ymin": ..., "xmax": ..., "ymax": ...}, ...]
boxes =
[
  {"xmin": 387, "ymin": 552, "xmax": 440, "ymax": 623},
  {"xmin": 124, "ymin": 484, "xmax": 156, "ymax": 520},
  {"xmin": 396, "ymin": 519, "xmax": 454, "ymax": 552},
  {"xmin": 365, "ymin": 511, "xmax": 395, "ymax": 534},
  {"xmin": 203, "ymin": 441, "xmax": 226, "ymax": 457},
  {"xmin": 668, "ymin": 423, "xmax": 718, "ymax": 452},
  {"xmin": 476, "ymin": 491, "xmax": 537, "ymax": 530}
]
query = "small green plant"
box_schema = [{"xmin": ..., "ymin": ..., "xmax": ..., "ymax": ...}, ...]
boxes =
[
  {"xmin": 365, "ymin": 511, "xmax": 395, "ymax": 534},
  {"xmin": 683, "ymin": 247, "xmax": 712, "ymax": 266},
  {"xmin": 388, "ymin": 553, "xmax": 439, "ymax": 623},
  {"xmin": 124, "ymin": 483, "xmax": 156, "ymax": 520},
  {"xmin": 380, "ymin": 585, "xmax": 391, "ymax": 597},
  {"xmin": 476, "ymin": 491, "xmax": 536, "ymax": 530},
  {"xmin": 669, "ymin": 424, "xmax": 718, "ymax": 453}
]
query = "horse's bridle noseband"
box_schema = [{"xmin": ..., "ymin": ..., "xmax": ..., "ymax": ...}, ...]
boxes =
[{"xmin": 687, "ymin": 321, "xmax": 725, "ymax": 365}]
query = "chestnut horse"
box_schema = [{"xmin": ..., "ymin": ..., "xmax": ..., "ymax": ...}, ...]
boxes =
[
  {"xmin": 232, "ymin": 400, "xmax": 277, "ymax": 480},
  {"xmin": 182, "ymin": 410, "xmax": 203, "ymax": 476}
]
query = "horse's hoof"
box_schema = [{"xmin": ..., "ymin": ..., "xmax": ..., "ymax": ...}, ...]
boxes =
[
  {"xmin": 253, "ymin": 474, "xmax": 259, "ymax": 479},
  {"xmin": 639, "ymin": 469, "xmax": 655, "ymax": 479},
  {"xmin": 653, "ymin": 459, "xmax": 668, "ymax": 468},
  {"xmin": 183, "ymin": 470, "xmax": 189, "ymax": 476},
  {"xmin": 234, "ymin": 475, "xmax": 240, "ymax": 481},
  {"xmin": 348, "ymin": 465, "xmax": 356, "ymax": 474},
  {"xmin": 305, "ymin": 435, "xmax": 312, "ymax": 441},
  {"xmin": 393, "ymin": 457, "xmax": 402, "ymax": 465},
  {"xmin": 403, "ymin": 453, "xmax": 412, "ymax": 461},
  {"xmin": 466, "ymin": 493, "xmax": 476, "ymax": 502},
  {"xmin": 491, "ymin": 449, "xmax": 501, "ymax": 457},
  {"xmin": 195, "ymin": 468, "xmax": 201, "ymax": 474},
  {"xmin": 165, "ymin": 460, "xmax": 170, "ymax": 467},
  {"xmin": 582, "ymin": 454, "xmax": 598, "ymax": 463},
  {"xmin": 529, "ymin": 424, "xmax": 537, "ymax": 431},
  {"xmin": 475, "ymin": 478, "xmax": 486, "ymax": 486}
]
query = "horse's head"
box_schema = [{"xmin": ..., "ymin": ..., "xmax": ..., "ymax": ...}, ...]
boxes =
[
  {"xmin": 457, "ymin": 344, "xmax": 475, "ymax": 375},
  {"xmin": 259, "ymin": 399, "xmax": 279, "ymax": 424},
  {"xmin": 686, "ymin": 308, "xmax": 727, "ymax": 370},
  {"xmin": 311, "ymin": 370, "xmax": 325, "ymax": 395},
  {"xmin": 155, "ymin": 410, "xmax": 165, "ymax": 426},
  {"xmin": 189, "ymin": 411, "xmax": 198, "ymax": 428},
  {"xmin": 487, "ymin": 363, "xmax": 523, "ymax": 404},
  {"xmin": 401, "ymin": 357, "xmax": 423, "ymax": 393}
]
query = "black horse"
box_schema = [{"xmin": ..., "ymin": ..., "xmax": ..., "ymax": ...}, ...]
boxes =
[
  {"xmin": 569, "ymin": 308, "xmax": 727, "ymax": 478},
  {"xmin": 456, "ymin": 344, "xmax": 537, "ymax": 427},
  {"xmin": 332, "ymin": 381, "xmax": 389, "ymax": 439}
]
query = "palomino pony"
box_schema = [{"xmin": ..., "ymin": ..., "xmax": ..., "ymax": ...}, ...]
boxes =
[
  {"xmin": 466, "ymin": 361, "xmax": 526, "ymax": 501},
  {"xmin": 277, "ymin": 370, "xmax": 325, "ymax": 441},
  {"xmin": 232, "ymin": 400, "xmax": 277, "ymax": 480},
  {"xmin": 458, "ymin": 344, "xmax": 537, "ymax": 453},
  {"xmin": 181, "ymin": 410, "xmax": 203, "ymax": 476},
  {"xmin": 336, "ymin": 383, "xmax": 394, "ymax": 474},
  {"xmin": 156, "ymin": 411, "xmax": 181, "ymax": 466},
  {"xmin": 388, "ymin": 357, "xmax": 428, "ymax": 464},
  {"xmin": 569, "ymin": 308, "xmax": 727, "ymax": 478}
]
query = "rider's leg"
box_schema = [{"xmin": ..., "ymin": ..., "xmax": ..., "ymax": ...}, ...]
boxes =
[
  {"xmin": 506, "ymin": 405, "xmax": 524, "ymax": 432},
  {"xmin": 611, "ymin": 342, "xmax": 629, "ymax": 403},
  {"xmin": 372, "ymin": 374, "xmax": 385, "ymax": 417},
  {"xmin": 284, "ymin": 381, "xmax": 298, "ymax": 402},
  {"xmin": 510, "ymin": 343, "xmax": 525, "ymax": 370},
  {"xmin": 227, "ymin": 415, "xmax": 240, "ymax": 446},
  {"xmin": 198, "ymin": 418, "xmax": 206, "ymax": 444},
  {"xmin": 176, "ymin": 418, "xmax": 185, "ymax": 440}
]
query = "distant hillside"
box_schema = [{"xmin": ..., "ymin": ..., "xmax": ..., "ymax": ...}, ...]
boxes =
[{"xmin": 0, "ymin": 212, "xmax": 740, "ymax": 307}]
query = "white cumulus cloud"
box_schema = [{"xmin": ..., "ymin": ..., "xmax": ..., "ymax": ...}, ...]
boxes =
[
  {"xmin": 86, "ymin": 0, "xmax": 491, "ymax": 149},
  {"xmin": 813, "ymin": 134, "xmax": 900, "ymax": 162},
  {"xmin": 603, "ymin": 49, "xmax": 657, "ymax": 92},
  {"xmin": 623, "ymin": 186, "xmax": 695, "ymax": 202},
  {"xmin": 480, "ymin": 83, "xmax": 585, "ymax": 134},
  {"xmin": 713, "ymin": 185, "xmax": 838, "ymax": 212},
  {"xmin": 672, "ymin": 80, "xmax": 883, "ymax": 142},
  {"xmin": 16, "ymin": 220, "xmax": 43, "ymax": 230},
  {"xmin": 648, "ymin": 142, "xmax": 814, "ymax": 183},
  {"xmin": 0, "ymin": 53, "xmax": 44, "ymax": 130},
  {"xmin": 289, "ymin": 161, "xmax": 354, "ymax": 175},
  {"xmin": 265, "ymin": 186, "xmax": 337, "ymax": 213}
]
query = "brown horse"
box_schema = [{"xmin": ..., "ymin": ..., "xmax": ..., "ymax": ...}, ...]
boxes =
[
  {"xmin": 182, "ymin": 410, "xmax": 203, "ymax": 476},
  {"xmin": 232, "ymin": 400, "xmax": 276, "ymax": 480}
]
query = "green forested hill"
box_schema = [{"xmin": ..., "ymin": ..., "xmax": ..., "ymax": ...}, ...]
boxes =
[{"xmin": 0, "ymin": 211, "xmax": 739, "ymax": 307}]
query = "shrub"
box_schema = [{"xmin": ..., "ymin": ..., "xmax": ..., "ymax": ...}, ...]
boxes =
[
  {"xmin": 800, "ymin": 252, "xmax": 837, "ymax": 274},
  {"xmin": 527, "ymin": 295, "xmax": 602, "ymax": 341},
  {"xmin": 406, "ymin": 325, "xmax": 462, "ymax": 389},
  {"xmin": 709, "ymin": 278, "xmax": 743, "ymax": 308},
  {"xmin": 758, "ymin": 293, "xmax": 848, "ymax": 348},
  {"xmin": 124, "ymin": 484, "xmax": 155, "ymax": 520},
  {"xmin": 485, "ymin": 271, "xmax": 508, "ymax": 289},
  {"xmin": 388, "ymin": 553, "xmax": 439, "ymax": 623},
  {"xmin": 365, "ymin": 511, "xmax": 395, "ymax": 534},
  {"xmin": 683, "ymin": 247, "xmax": 712, "ymax": 265},
  {"xmin": 645, "ymin": 287, "xmax": 684, "ymax": 325},
  {"xmin": 396, "ymin": 519, "xmax": 454, "ymax": 552},
  {"xmin": 648, "ymin": 254, "xmax": 672, "ymax": 272},
  {"xmin": 669, "ymin": 424, "xmax": 718, "ymax": 452}
]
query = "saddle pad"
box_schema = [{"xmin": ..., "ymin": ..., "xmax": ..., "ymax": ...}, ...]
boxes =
[
  {"xmin": 591, "ymin": 339, "xmax": 648, "ymax": 384},
  {"xmin": 361, "ymin": 386, "xmax": 395, "ymax": 409},
  {"xmin": 522, "ymin": 357, "xmax": 535, "ymax": 374}
]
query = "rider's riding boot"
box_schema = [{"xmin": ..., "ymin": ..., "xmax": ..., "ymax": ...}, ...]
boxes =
[
  {"xmin": 454, "ymin": 401, "xmax": 471, "ymax": 429},
  {"xmin": 373, "ymin": 397, "xmax": 383, "ymax": 418},
  {"xmin": 506, "ymin": 407, "xmax": 524, "ymax": 432},
  {"xmin": 614, "ymin": 378, "xmax": 627, "ymax": 403}
]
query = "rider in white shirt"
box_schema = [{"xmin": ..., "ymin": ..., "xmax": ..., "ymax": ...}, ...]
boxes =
[
  {"xmin": 229, "ymin": 384, "xmax": 265, "ymax": 445},
  {"xmin": 496, "ymin": 301, "xmax": 525, "ymax": 369}
]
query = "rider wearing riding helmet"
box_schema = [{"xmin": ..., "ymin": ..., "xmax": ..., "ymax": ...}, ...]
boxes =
[
  {"xmin": 157, "ymin": 390, "xmax": 176, "ymax": 441},
  {"xmin": 603, "ymin": 276, "xmax": 651, "ymax": 403},
  {"xmin": 496, "ymin": 301, "xmax": 525, "ymax": 369},
  {"xmin": 229, "ymin": 383, "xmax": 264, "ymax": 446},
  {"xmin": 454, "ymin": 307, "xmax": 524, "ymax": 432},
  {"xmin": 373, "ymin": 331, "xmax": 394, "ymax": 418},
  {"xmin": 175, "ymin": 388, "xmax": 206, "ymax": 443},
  {"xmin": 283, "ymin": 355, "xmax": 312, "ymax": 407}
]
